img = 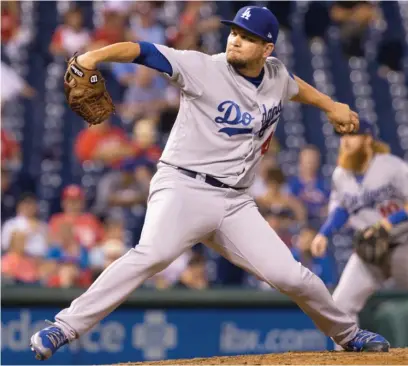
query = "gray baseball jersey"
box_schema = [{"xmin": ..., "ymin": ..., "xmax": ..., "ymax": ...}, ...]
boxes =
[
  {"xmin": 155, "ymin": 44, "xmax": 299, "ymax": 188},
  {"xmin": 329, "ymin": 153, "xmax": 408, "ymax": 244}
]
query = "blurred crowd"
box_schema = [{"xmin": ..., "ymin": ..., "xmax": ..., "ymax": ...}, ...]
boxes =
[{"xmin": 1, "ymin": 1, "xmax": 405, "ymax": 291}]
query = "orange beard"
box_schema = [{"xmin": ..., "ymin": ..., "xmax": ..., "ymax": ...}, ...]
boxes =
[
  {"xmin": 337, "ymin": 140, "xmax": 391, "ymax": 172},
  {"xmin": 338, "ymin": 146, "xmax": 369, "ymax": 173}
]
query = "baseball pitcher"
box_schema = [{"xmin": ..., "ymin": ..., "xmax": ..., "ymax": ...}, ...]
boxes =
[
  {"xmin": 31, "ymin": 7, "xmax": 389, "ymax": 360},
  {"xmin": 311, "ymin": 119, "xmax": 408, "ymax": 349}
]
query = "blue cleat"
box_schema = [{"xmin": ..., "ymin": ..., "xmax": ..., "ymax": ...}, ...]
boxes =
[
  {"xmin": 30, "ymin": 324, "xmax": 68, "ymax": 360},
  {"xmin": 343, "ymin": 329, "xmax": 390, "ymax": 352}
]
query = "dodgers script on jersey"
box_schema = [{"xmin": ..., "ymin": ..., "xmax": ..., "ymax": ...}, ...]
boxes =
[
  {"xmin": 154, "ymin": 44, "xmax": 299, "ymax": 188},
  {"xmin": 329, "ymin": 154, "xmax": 408, "ymax": 244}
]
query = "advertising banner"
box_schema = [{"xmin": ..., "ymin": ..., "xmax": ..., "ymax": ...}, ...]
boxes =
[{"xmin": 1, "ymin": 307, "xmax": 332, "ymax": 365}]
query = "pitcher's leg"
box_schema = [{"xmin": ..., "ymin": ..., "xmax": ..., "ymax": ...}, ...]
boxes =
[
  {"xmin": 55, "ymin": 246, "xmax": 184, "ymax": 340},
  {"xmin": 31, "ymin": 169, "xmax": 223, "ymax": 360},
  {"xmin": 333, "ymin": 253, "xmax": 381, "ymax": 322},
  {"xmin": 331, "ymin": 254, "xmax": 382, "ymax": 350},
  {"xmin": 217, "ymin": 199, "xmax": 358, "ymax": 346}
]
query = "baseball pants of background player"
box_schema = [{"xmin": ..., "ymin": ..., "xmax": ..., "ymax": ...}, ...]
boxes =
[
  {"xmin": 55, "ymin": 165, "xmax": 358, "ymax": 346},
  {"xmin": 332, "ymin": 245, "xmax": 408, "ymax": 350}
]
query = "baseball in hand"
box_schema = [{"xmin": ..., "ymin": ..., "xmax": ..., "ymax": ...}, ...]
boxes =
[{"xmin": 326, "ymin": 102, "xmax": 360, "ymax": 134}]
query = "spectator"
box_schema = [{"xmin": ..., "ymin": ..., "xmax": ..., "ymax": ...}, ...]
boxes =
[
  {"xmin": 166, "ymin": 1, "xmax": 221, "ymax": 51},
  {"xmin": 47, "ymin": 262, "xmax": 92, "ymax": 289},
  {"xmin": 1, "ymin": 166, "xmax": 17, "ymax": 223},
  {"xmin": 176, "ymin": 252, "xmax": 208, "ymax": 289},
  {"xmin": 149, "ymin": 250, "xmax": 192, "ymax": 289},
  {"xmin": 1, "ymin": 62, "xmax": 36, "ymax": 108},
  {"xmin": 49, "ymin": 6, "xmax": 91, "ymax": 57},
  {"xmin": 89, "ymin": 218, "xmax": 126, "ymax": 276},
  {"xmin": 1, "ymin": 1, "xmax": 19, "ymax": 45},
  {"xmin": 128, "ymin": 2, "xmax": 166, "ymax": 44},
  {"xmin": 1, "ymin": 128, "xmax": 21, "ymax": 169},
  {"xmin": 45, "ymin": 223, "xmax": 92, "ymax": 288},
  {"xmin": 263, "ymin": 207, "xmax": 298, "ymax": 248},
  {"xmin": 1, "ymin": 193, "xmax": 48, "ymax": 258},
  {"xmin": 257, "ymin": 167, "xmax": 307, "ymax": 226},
  {"xmin": 101, "ymin": 238, "xmax": 126, "ymax": 268},
  {"xmin": 112, "ymin": 62, "xmax": 169, "ymax": 122},
  {"xmin": 92, "ymin": 158, "xmax": 153, "ymax": 217},
  {"xmin": 89, "ymin": 8, "xmax": 129, "ymax": 50},
  {"xmin": 150, "ymin": 250, "xmax": 208, "ymax": 290},
  {"xmin": 49, "ymin": 185, "xmax": 104, "ymax": 249},
  {"xmin": 132, "ymin": 118, "xmax": 162, "ymax": 162},
  {"xmin": 1, "ymin": 1, "xmax": 32, "ymax": 58},
  {"xmin": 288, "ymin": 145, "xmax": 330, "ymax": 228},
  {"xmin": 291, "ymin": 226, "xmax": 337, "ymax": 288},
  {"xmin": 249, "ymin": 136, "xmax": 280, "ymax": 198},
  {"xmin": 74, "ymin": 120, "xmax": 134, "ymax": 167},
  {"xmin": 47, "ymin": 223, "xmax": 89, "ymax": 270},
  {"xmin": 1, "ymin": 230, "xmax": 41, "ymax": 284},
  {"xmin": 330, "ymin": 1, "xmax": 379, "ymax": 58}
]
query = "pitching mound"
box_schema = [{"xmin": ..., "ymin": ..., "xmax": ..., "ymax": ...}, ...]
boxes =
[{"xmin": 122, "ymin": 348, "xmax": 408, "ymax": 365}]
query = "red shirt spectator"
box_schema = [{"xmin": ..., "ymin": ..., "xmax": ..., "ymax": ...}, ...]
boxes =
[
  {"xmin": 50, "ymin": 6, "xmax": 90, "ymax": 57},
  {"xmin": 1, "ymin": 129, "xmax": 21, "ymax": 165},
  {"xmin": 1, "ymin": 231, "xmax": 39, "ymax": 284},
  {"xmin": 91, "ymin": 10, "xmax": 128, "ymax": 47},
  {"xmin": 2, "ymin": 252, "xmax": 39, "ymax": 283},
  {"xmin": 49, "ymin": 185, "xmax": 104, "ymax": 248},
  {"xmin": 47, "ymin": 263, "xmax": 92, "ymax": 288},
  {"xmin": 75, "ymin": 121, "xmax": 134, "ymax": 167},
  {"xmin": 1, "ymin": 1, "xmax": 19, "ymax": 44}
]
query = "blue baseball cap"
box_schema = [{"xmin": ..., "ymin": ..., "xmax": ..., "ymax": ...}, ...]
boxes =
[
  {"xmin": 353, "ymin": 119, "xmax": 378, "ymax": 138},
  {"xmin": 221, "ymin": 6, "xmax": 279, "ymax": 43}
]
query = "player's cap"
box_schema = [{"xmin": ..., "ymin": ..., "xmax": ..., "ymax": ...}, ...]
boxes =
[
  {"xmin": 221, "ymin": 6, "xmax": 279, "ymax": 43},
  {"xmin": 62, "ymin": 184, "xmax": 85, "ymax": 200},
  {"xmin": 353, "ymin": 119, "xmax": 379, "ymax": 138}
]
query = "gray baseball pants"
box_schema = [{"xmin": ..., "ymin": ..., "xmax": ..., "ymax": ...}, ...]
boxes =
[{"xmin": 55, "ymin": 165, "xmax": 358, "ymax": 346}]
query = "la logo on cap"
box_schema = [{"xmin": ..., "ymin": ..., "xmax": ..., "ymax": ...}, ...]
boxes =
[
  {"xmin": 241, "ymin": 8, "xmax": 251, "ymax": 20},
  {"xmin": 268, "ymin": 32, "xmax": 272, "ymax": 39}
]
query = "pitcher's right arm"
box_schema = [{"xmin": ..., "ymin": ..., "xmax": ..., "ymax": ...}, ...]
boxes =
[{"xmin": 77, "ymin": 41, "xmax": 205, "ymax": 96}]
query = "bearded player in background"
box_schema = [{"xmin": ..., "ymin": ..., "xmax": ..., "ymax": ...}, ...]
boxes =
[{"xmin": 311, "ymin": 119, "xmax": 408, "ymax": 349}]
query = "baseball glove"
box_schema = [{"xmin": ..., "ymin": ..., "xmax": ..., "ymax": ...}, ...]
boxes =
[
  {"xmin": 353, "ymin": 223, "xmax": 390, "ymax": 265},
  {"xmin": 64, "ymin": 54, "xmax": 115, "ymax": 125}
]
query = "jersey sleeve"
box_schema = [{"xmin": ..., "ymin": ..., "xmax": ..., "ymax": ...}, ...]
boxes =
[
  {"xmin": 328, "ymin": 169, "xmax": 345, "ymax": 213},
  {"xmin": 285, "ymin": 71, "xmax": 299, "ymax": 101},
  {"xmin": 134, "ymin": 42, "xmax": 206, "ymax": 97},
  {"xmin": 392, "ymin": 156, "xmax": 408, "ymax": 200}
]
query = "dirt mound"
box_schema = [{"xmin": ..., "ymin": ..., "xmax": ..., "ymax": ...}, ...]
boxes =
[{"xmin": 121, "ymin": 348, "xmax": 408, "ymax": 365}]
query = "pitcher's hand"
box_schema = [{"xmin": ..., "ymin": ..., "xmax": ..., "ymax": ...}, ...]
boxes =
[{"xmin": 326, "ymin": 102, "xmax": 359, "ymax": 134}]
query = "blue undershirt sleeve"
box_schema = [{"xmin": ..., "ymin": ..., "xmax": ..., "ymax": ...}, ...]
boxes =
[
  {"xmin": 132, "ymin": 41, "xmax": 173, "ymax": 76},
  {"xmin": 388, "ymin": 209, "xmax": 408, "ymax": 226},
  {"xmin": 319, "ymin": 206, "xmax": 350, "ymax": 238}
]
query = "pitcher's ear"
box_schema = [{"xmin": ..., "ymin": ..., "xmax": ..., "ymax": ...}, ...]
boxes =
[{"xmin": 264, "ymin": 43, "xmax": 274, "ymax": 58}]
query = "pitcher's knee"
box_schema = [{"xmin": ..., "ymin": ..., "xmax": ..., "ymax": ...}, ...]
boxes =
[
  {"xmin": 262, "ymin": 262, "xmax": 306, "ymax": 294},
  {"xmin": 130, "ymin": 245, "xmax": 177, "ymax": 274}
]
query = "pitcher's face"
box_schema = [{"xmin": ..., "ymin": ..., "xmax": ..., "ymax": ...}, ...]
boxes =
[{"xmin": 226, "ymin": 26, "xmax": 273, "ymax": 69}]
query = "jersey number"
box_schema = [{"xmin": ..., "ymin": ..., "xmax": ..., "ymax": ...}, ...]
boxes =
[
  {"xmin": 261, "ymin": 131, "xmax": 275, "ymax": 155},
  {"xmin": 378, "ymin": 201, "xmax": 401, "ymax": 217}
]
